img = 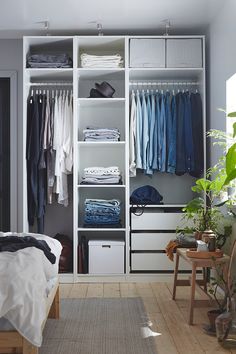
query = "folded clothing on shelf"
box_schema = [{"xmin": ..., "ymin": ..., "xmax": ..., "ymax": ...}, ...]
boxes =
[
  {"xmin": 84, "ymin": 199, "xmax": 121, "ymax": 227},
  {"xmin": 27, "ymin": 53, "xmax": 73, "ymax": 68},
  {"xmin": 81, "ymin": 166, "xmax": 122, "ymax": 185},
  {"xmin": 83, "ymin": 127, "xmax": 120, "ymax": 141},
  {"xmin": 81, "ymin": 53, "xmax": 123, "ymax": 68}
]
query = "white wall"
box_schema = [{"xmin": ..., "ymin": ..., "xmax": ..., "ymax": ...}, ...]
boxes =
[
  {"xmin": 207, "ymin": 0, "xmax": 236, "ymax": 166},
  {"xmin": 0, "ymin": 39, "xmax": 23, "ymax": 231}
]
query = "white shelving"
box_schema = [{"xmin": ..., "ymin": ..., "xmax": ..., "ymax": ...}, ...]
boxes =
[{"xmin": 22, "ymin": 35, "xmax": 206, "ymax": 282}]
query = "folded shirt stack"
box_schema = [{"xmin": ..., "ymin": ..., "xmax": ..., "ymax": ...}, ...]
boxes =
[
  {"xmin": 27, "ymin": 53, "xmax": 73, "ymax": 68},
  {"xmin": 81, "ymin": 166, "xmax": 122, "ymax": 185},
  {"xmin": 80, "ymin": 53, "xmax": 123, "ymax": 68},
  {"xmin": 83, "ymin": 127, "xmax": 120, "ymax": 141},
  {"xmin": 84, "ymin": 199, "xmax": 121, "ymax": 227}
]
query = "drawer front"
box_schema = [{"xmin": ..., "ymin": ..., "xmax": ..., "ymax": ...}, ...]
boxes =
[
  {"xmin": 131, "ymin": 253, "xmax": 191, "ymax": 271},
  {"xmin": 130, "ymin": 39, "xmax": 165, "ymax": 68},
  {"xmin": 131, "ymin": 212, "xmax": 183, "ymax": 230},
  {"xmin": 166, "ymin": 39, "xmax": 202, "ymax": 68},
  {"xmin": 131, "ymin": 232, "xmax": 175, "ymax": 250}
]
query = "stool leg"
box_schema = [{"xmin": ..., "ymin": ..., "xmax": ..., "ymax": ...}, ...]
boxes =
[
  {"xmin": 189, "ymin": 263, "xmax": 196, "ymax": 325},
  {"xmin": 172, "ymin": 253, "xmax": 179, "ymax": 300},
  {"xmin": 203, "ymin": 267, "xmax": 207, "ymax": 292}
]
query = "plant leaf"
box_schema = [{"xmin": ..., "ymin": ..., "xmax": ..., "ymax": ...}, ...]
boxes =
[
  {"xmin": 224, "ymin": 143, "xmax": 236, "ymax": 185},
  {"xmin": 228, "ymin": 111, "xmax": 236, "ymax": 118},
  {"xmin": 233, "ymin": 122, "xmax": 236, "ymax": 138}
]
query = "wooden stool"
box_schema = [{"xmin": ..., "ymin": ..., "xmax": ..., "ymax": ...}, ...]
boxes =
[{"xmin": 172, "ymin": 248, "xmax": 230, "ymax": 325}]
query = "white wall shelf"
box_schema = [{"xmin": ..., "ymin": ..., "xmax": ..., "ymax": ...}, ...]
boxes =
[
  {"xmin": 77, "ymin": 98, "xmax": 125, "ymax": 107},
  {"xmin": 78, "ymin": 184, "xmax": 126, "ymax": 188}
]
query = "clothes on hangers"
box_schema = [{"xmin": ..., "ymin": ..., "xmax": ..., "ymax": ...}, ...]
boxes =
[
  {"xmin": 129, "ymin": 89, "xmax": 203, "ymax": 177},
  {"xmin": 26, "ymin": 89, "xmax": 73, "ymax": 233}
]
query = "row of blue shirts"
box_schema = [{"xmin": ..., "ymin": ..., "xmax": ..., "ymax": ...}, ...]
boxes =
[{"xmin": 129, "ymin": 90, "xmax": 203, "ymax": 177}]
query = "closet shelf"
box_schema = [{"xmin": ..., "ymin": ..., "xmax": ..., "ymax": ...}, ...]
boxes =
[
  {"xmin": 77, "ymin": 227, "xmax": 126, "ymax": 232},
  {"xmin": 129, "ymin": 204, "xmax": 186, "ymax": 208},
  {"xmin": 77, "ymin": 68, "xmax": 125, "ymax": 79},
  {"xmin": 77, "ymin": 141, "xmax": 125, "ymax": 146},
  {"xmin": 25, "ymin": 68, "xmax": 73, "ymax": 80},
  {"xmin": 77, "ymin": 97, "xmax": 125, "ymax": 107},
  {"xmin": 77, "ymin": 184, "xmax": 126, "ymax": 188},
  {"xmin": 129, "ymin": 67, "xmax": 204, "ymax": 80}
]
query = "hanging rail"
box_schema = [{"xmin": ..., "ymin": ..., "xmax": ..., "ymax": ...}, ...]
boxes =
[
  {"xmin": 27, "ymin": 82, "xmax": 73, "ymax": 86},
  {"xmin": 129, "ymin": 81, "xmax": 199, "ymax": 86}
]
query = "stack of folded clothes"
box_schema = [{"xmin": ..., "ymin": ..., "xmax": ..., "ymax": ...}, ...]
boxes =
[
  {"xmin": 27, "ymin": 53, "xmax": 73, "ymax": 68},
  {"xmin": 80, "ymin": 53, "xmax": 123, "ymax": 68},
  {"xmin": 83, "ymin": 127, "xmax": 120, "ymax": 141},
  {"xmin": 84, "ymin": 199, "xmax": 121, "ymax": 227},
  {"xmin": 80, "ymin": 166, "xmax": 122, "ymax": 185}
]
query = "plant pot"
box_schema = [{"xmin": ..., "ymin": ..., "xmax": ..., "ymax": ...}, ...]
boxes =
[{"xmin": 207, "ymin": 309, "xmax": 223, "ymax": 331}]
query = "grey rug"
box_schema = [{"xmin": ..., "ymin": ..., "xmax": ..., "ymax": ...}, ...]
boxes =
[{"xmin": 40, "ymin": 298, "xmax": 157, "ymax": 354}]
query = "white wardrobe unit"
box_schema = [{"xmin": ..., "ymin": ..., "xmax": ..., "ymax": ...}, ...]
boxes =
[
  {"xmin": 129, "ymin": 36, "xmax": 206, "ymax": 274},
  {"xmin": 22, "ymin": 35, "xmax": 206, "ymax": 282}
]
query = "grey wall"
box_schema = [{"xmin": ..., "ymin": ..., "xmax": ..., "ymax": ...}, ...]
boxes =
[
  {"xmin": 207, "ymin": 0, "xmax": 236, "ymax": 252},
  {"xmin": 207, "ymin": 0, "xmax": 236, "ymax": 166},
  {"xmin": 0, "ymin": 39, "xmax": 23, "ymax": 230}
]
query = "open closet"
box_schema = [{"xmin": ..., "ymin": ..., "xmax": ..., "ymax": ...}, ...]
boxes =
[{"xmin": 22, "ymin": 35, "xmax": 206, "ymax": 282}]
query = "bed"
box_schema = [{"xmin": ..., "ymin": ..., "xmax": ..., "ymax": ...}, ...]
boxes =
[{"xmin": 0, "ymin": 232, "xmax": 62, "ymax": 354}]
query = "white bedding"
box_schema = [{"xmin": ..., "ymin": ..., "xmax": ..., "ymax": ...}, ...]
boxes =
[
  {"xmin": 0, "ymin": 276, "xmax": 58, "ymax": 331},
  {"xmin": 0, "ymin": 233, "xmax": 62, "ymax": 347}
]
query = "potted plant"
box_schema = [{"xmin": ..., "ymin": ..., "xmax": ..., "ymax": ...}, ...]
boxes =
[{"xmin": 179, "ymin": 173, "xmax": 232, "ymax": 249}]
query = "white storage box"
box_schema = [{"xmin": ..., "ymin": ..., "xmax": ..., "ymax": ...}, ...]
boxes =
[
  {"xmin": 129, "ymin": 38, "xmax": 165, "ymax": 68},
  {"xmin": 166, "ymin": 39, "xmax": 202, "ymax": 68},
  {"xmin": 88, "ymin": 240, "xmax": 125, "ymax": 274}
]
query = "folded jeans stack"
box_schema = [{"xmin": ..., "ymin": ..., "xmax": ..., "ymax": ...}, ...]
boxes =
[
  {"xmin": 83, "ymin": 127, "xmax": 120, "ymax": 141},
  {"xmin": 84, "ymin": 199, "xmax": 121, "ymax": 227},
  {"xmin": 81, "ymin": 166, "xmax": 122, "ymax": 185},
  {"xmin": 27, "ymin": 53, "xmax": 73, "ymax": 68},
  {"xmin": 81, "ymin": 53, "xmax": 123, "ymax": 68}
]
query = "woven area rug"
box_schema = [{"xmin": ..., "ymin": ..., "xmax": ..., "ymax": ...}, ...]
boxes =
[{"xmin": 40, "ymin": 298, "xmax": 157, "ymax": 354}]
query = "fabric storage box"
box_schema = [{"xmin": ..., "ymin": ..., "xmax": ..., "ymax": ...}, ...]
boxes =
[
  {"xmin": 129, "ymin": 38, "xmax": 165, "ymax": 68},
  {"xmin": 88, "ymin": 240, "xmax": 125, "ymax": 274},
  {"xmin": 166, "ymin": 38, "xmax": 202, "ymax": 68}
]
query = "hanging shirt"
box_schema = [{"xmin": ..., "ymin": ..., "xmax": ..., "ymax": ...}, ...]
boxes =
[
  {"xmin": 167, "ymin": 94, "xmax": 177, "ymax": 173},
  {"xmin": 135, "ymin": 91, "xmax": 143, "ymax": 169},
  {"xmin": 159, "ymin": 93, "xmax": 166, "ymax": 172},
  {"xmin": 149, "ymin": 92, "xmax": 156, "ymax": 171},
  {"xmin": 141, "ymin": 91, "xmax": 149, "ymax": 171},
  {"xmin": 129, "ymin": 92, "xmax": 137, "ymax": 177}
]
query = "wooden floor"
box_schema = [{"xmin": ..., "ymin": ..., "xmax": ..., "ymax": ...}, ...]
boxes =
[{"xmin": 60, "ymin": 282, "xmax": 236, "ymax": 354}]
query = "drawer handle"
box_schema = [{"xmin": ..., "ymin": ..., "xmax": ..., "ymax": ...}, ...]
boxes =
[{"xmin": 102, "ymin": 245, "xmax": 111, "ymax": 248}]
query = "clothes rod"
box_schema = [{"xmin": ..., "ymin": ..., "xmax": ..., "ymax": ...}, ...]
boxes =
[
  {"xmin": 129, "ymin": 81, "xmax": 199, "ymax": 86},
  {"xmin": 28, "ymin": 82, "xmax": 73, "ymax": 86}
]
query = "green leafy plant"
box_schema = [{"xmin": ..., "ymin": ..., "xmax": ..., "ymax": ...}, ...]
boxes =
[
  {"xmin": 224, "ymin": 111, "xmax": 236, "ymax": 186},
  {"xmin": 180, "ymin": 174, "xmax": 231, "ymax": 248}
]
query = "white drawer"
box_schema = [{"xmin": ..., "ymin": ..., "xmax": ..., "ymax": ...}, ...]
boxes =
[
  {"xmin": 129, "ymin": 38, "xmax": 165, "ymax": 68},
  {"xmin": 131, "ymin": 253, "xmax": 191, "ymax": 271},
  {"xmin": 131, "ymin": 212, "xmax": 183, "ymax": 230},
  {"xmin": 131, "ymin": 232, "xmax": 175, "ymax": 250},
  {"xmin": 166, "ymin": 39, "xmax": 203, "ymax": 68}
]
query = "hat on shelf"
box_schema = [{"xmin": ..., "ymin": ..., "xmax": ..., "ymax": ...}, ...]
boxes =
[
  {"xmin": 88, "ymin": 88, "xmax": 105, "ymax": 98},
  {"xmin": 95, "ymin": 81, "xmax": 115, "ymax": 98}
]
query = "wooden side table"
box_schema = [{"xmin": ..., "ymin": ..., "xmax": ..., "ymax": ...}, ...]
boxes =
[{"xmin": 172, "ymin": 248, "xmax": 230, "ymax": 325}]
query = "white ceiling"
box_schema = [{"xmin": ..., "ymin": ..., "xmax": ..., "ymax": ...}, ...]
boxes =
[{"xmin": 0, "ymin": 0, "xmax": 225, "ymax": 38}]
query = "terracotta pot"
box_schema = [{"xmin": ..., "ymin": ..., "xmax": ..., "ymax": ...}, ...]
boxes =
[{"xmin": 207, "ymin": 309, "xmax": 222, "ymax": 330}]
